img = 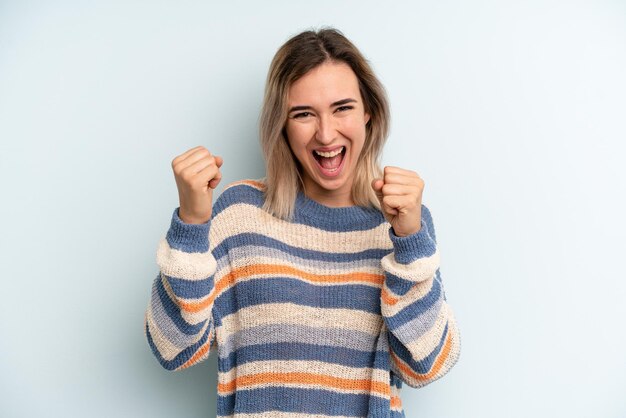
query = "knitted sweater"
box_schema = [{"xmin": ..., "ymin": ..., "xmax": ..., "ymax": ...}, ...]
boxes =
[{"xmin": 144, "ymin": 178, "xmax": 461, "ymax": 418}]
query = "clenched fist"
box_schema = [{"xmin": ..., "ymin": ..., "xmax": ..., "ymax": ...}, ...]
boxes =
[
  {"xmin": 371, "ymin": 166, "xmax": 424, "ymax": 237},
  {"xmin": 171, "ymin": 146, "xmax": 223, "ymax": 224}
]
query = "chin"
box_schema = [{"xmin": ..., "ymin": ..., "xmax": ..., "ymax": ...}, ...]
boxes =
[{"xmin": 313, "ymin": 171, "xmax": 352, "ymax": 190}]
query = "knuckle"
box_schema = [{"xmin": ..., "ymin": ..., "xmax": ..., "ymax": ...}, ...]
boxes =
[{"xmin": 179, "ymin": 169, "xmax": 192, "ymax": 182}]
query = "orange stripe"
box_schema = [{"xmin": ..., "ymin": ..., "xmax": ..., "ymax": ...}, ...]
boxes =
[
  {"xmin": 218, "ymin": 372, "xmax": 390, "ymax": 397},
  {"xmin": 381, "ymin": 287, "xmax": 400, "ymax": 305},
  {"xmin": 233, "ymin": 264, "xmax": 384, "ymax": 285},
  {"xmin": 390, "ymin": 395, "xmax": 402, "ymax": 408},
  {"xmin": 180, "ymin": 330, "xmax": 212, "ymax": 369},
  {"xmin": 179, "ymin": 264, "xmax": 384, "ymax": 314},
  {"xmin": 177, "ymin": 269, "xmax": 234, "ymax": 314},
  {"xmin": 234, "ymin": 179, "xmax": 266, "ymax": 191},
  {"xmin": 381, "ymin": 277, "xmax": 430, "ymax": 307},
  {"xmin": 390, "ymin": 322, "xmax": 454, "ymax": 382}
]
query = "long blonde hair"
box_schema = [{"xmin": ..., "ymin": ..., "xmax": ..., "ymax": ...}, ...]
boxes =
[{"xmin": 259, "ymin": 27, "xmax": 390, "ymax": 221}]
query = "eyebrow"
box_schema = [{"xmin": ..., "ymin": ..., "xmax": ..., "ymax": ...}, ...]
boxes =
[{"xmin": 288, "ymin": 98, "xmax": 357, "ymax": 113}]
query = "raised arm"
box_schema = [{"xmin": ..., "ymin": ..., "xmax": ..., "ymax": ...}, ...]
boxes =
[
  {"xmin": 144, "ymin": 209, "xmax": 221, "ymax": 370},
  {"xmin": 380, "ymin": 204, "xmax": 461, "ymax": 388},
  {"xmin": 144, "ymin": 146, "xmax": 225, "ymax": 371}
]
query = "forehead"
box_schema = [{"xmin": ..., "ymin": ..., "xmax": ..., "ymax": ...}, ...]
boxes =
[{"xmin": 288, "ymin": 61, "xmax": 360, "ymax": 104}]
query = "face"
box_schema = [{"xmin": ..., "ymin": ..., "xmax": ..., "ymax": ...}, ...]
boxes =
[{"xmin": 285, "ymin": 60, "xmax": 370, "ymax": 206}]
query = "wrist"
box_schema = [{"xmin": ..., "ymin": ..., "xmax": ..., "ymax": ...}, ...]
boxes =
[
  {"xmin": 178, "ymin": 208, "xmax": 210, "ymax": 225},
  {"xmin": 389, "ymin": 219, "xmax": 436, "ymax": 264},
  {"xmin": 166, "ymin": 207, "xmax": 211, "ymax": 253}
]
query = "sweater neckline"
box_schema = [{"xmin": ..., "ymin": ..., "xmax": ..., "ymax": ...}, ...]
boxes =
[{"xmin": 294, "ymin": 189, "xmax": 384, "ymax": 231}]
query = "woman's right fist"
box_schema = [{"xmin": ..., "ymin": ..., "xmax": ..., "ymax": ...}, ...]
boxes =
[{"xmin": 171, "ymin": 146, "xmax": 223, "ymax": 224}]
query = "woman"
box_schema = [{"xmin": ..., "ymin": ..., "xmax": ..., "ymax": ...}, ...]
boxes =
[{"xmin": 144, "ymin": 27, "xmax": 461, "ymax": 417}]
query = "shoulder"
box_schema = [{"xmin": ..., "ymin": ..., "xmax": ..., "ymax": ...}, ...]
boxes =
[{"xmin": 212, "ymin": 177, "xmax": 267, "ymax": 217}]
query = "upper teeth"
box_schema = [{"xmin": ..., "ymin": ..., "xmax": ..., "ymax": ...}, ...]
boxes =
[{"xmin": 314, "ymin": 146, "xmax": 344, "ymax": 158}]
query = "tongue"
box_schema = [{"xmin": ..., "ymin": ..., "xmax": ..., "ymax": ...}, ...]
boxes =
[{"xmin": 320, "ymin": 152, "xmax": 342, "ymax": 169}]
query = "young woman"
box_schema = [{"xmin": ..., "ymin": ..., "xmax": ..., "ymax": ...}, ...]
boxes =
[{"xmin": 144, "ymin": 27, "xmax": 461, "ymax": 418}]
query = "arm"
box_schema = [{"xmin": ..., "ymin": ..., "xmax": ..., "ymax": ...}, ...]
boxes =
[
  {"xmin": 380, "ymin": 204, "xmax": 461, "ymax": 388},
  {"xmin": 143, "ymin": 207, "xmax": 223, "ymax": 371}
]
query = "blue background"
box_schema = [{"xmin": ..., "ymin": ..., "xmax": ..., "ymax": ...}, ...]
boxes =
[{"xmin": 1, "ymin": 1, "xmax": 625, "ymax": 417}]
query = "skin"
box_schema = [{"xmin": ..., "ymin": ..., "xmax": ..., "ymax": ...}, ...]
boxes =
[
  {"xmin": 285, "ymin": 60, "xmax": 370, "ymax": 208},
  {"xmin": 372, "ymin": 168, "xmax": 424, "ymax": 237},
  {"xmin": 285, "ymin": 60, "xmax": 424, "ymax": 237},
  {"xmin": 172, "ymin": 145, "xmax": 223, "ymax": 224}
]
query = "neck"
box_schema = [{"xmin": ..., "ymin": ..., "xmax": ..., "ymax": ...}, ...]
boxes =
[{"xmin": 302, "ymin": 175, "xmax": 355, "ymax": 208}]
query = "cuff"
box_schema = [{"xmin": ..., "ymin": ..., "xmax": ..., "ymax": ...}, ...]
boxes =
[
  {"xmin": 388, "ymin": 218, "xmax": 437, "ymax": 264},
  {"xmin": 165, "ymin": 207, "xmax": 211, "ymax": 253}
]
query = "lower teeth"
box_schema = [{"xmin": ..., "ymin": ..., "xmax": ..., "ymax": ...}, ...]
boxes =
[{"xmin": 314, "ymin": 150, "xmax": 344, "ymax": 173}]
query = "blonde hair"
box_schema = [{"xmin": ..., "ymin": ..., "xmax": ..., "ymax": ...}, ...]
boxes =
[{"xmin": 259, "ymin": 27, "xmax": 390, "ymax": 221}]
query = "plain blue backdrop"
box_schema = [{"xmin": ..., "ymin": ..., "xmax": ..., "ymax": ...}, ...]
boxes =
[{"xmin": 1, "ymin": 1, "xmax": 625, "ymax": 417}]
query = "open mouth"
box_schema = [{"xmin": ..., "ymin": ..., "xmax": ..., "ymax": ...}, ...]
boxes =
[{"xmin": 311, "ymin": 146, "xmax": 347, "ymax": 176}]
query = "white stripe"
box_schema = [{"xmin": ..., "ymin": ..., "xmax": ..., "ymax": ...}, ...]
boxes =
[
  {"xmin": 156, "ymin": 237, "xmax": 217, "ymax": 280},
  {"xmin": 218, "ymin": 303, "xmax": 383, "ymax": 344},
  {"xmin": 211, "ymin": 203, "xmax": 392, "ymax": 254},
  {"xmin": 381, "ymin": 247, "xmax": 440, "ymax": 284}
]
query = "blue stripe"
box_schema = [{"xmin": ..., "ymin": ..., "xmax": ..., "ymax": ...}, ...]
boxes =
[
  {"xmin": 211, "ymin": 182, "xmax": 262, "ymax": 218},
  {"xmin": 388, "ymin": 321, "xmax": 450, "ymax": 374},
  {"xmin": 384, "ymin": 270, "xmax": 442, "ymax": 331},
  {"xmin": 214, "ymin": 182, "xmax": 387, "ymax": 232},
  {"xmin": 145, "ymin": 319, "xmax": 212, "ymax": 370},
  {"xmin": 165, "ymin": 208, "xmax": 211, "ymax": 253},
  {"xmin": 436, "ymin": 270, "xmax": 448, "ymax": 302},
  {"xmin": 383, "ymin": 271, "xmax": 415, "ymax": 296},
  {"xmin": 156, "ymin": 276, "xmax": 208, "ymax": 335},
  {"xmin": 215, "ymin": 232, "xmax": 391, "ymax": 262},
  {"xmin": 216, "ymin": 277, "xmax": 381, "ymax": 318},
  {"xmin": 388, "ymin": 220, "xmax": 437, "ymax": 264},
  {"xmin": 166, "ymin": 274, "xmax": 214, "ymax": 299},
  {"xmin": 422, "ymin": 204, "xmax": 437, "ymax": 244},
  {"xmin": 390, "ymin": 370, "xmax": 403, "ymax": 389},
  {"xmin": 391, "ymin": 409, "xmax": 406, "ymax": 418},
  {"xmin": 219, "ymin": 341, "xmax": 390, "ymax": 372}
]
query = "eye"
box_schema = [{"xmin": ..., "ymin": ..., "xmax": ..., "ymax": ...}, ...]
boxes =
[
  {"xmin": 292, "ymin": 111, "xmax": 312, "ymax": 119},
  {"xmin": 335, "ymin": 105, "xmax": 354, "ymax": 113}
]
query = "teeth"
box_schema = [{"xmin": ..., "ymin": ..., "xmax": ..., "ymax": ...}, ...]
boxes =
[{"xmin": 314, "ymin": 146, "xmax": 344, "ymax": 158}]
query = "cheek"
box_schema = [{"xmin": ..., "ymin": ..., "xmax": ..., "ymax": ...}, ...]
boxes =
[
  {"xmin": 285, "ymin": 126, "xmax": 307, "ymax": 158},
  {"xmin": 286, "ymin": 124, "xmax": 313, "ymax": 148},
  {"xmin": 342, "ymin": 118, "xmax": 367, "ymax": 140}
]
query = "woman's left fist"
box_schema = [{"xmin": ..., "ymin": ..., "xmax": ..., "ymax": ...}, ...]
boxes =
[{"xmin": 371, "ymin": 166, "xmax": 424, "ymax": 237}]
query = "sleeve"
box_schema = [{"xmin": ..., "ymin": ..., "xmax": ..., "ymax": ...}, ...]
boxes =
[
  {"xmin": 143, "ymin": 206, "xmax": 224, "ymax": 371},
  {"xmin": 380, "ymin": 204, "xmax": 461, "ymax": 388}
]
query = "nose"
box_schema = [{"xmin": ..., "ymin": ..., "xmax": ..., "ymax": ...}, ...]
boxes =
[{"xmin": 315, "ymin": 114, "xmax": 337, "ymax": 144}]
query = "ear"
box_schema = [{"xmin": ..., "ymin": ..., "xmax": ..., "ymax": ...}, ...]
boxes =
[{"xmin": 364, "ymin": 112, "xmax": 371, "ymax": 125}]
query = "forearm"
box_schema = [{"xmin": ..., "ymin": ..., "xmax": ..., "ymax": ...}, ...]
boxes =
[
  {"xmin": 144, "ymin": 207, "xmax": 220, "ymax": 370},
  {"xmin": 380, "ymin": 206, "xmax": 461, "ymax": 387}
]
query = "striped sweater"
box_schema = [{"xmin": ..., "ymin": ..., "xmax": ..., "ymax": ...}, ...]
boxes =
[{"xmin": 144, "ymin": 178, "xmax": 461, "ymax": 418}]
